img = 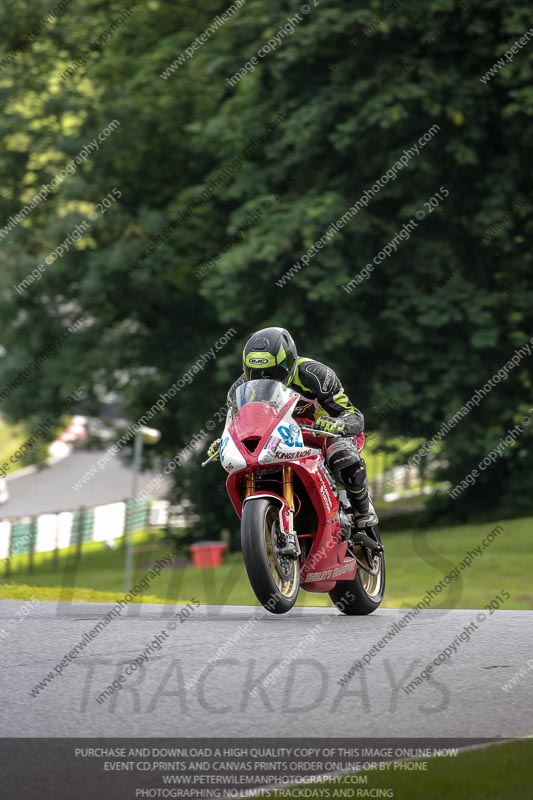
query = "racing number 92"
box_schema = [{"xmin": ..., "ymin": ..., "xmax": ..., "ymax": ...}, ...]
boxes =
[{"xmin": 277, "ymin": 424, "xmax": 303, "ymax": 448}]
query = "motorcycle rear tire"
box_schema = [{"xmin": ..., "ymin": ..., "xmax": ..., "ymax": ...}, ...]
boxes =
[{"xmin": 329, "ymin": 525, "xmax": 385, "ymax": 615}]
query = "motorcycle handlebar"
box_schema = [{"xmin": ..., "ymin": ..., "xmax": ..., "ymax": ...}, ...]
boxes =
[
  {"xmin": 201, "ymin": 452, "xmax": 219, "ymax": 467},
  {"xmin": 299, "ymin": 424, "xmax": 337, "ymax": 438}
]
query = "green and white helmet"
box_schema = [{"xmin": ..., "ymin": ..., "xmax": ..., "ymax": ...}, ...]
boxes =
[{"xmin": 242, "ymin": 327, "xmax": 298, "ymax": 385}]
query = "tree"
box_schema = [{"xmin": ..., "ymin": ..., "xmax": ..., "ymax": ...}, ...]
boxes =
[{"xmin": 1, "ymin": 0, "xmax": 531, "ymax": 530}]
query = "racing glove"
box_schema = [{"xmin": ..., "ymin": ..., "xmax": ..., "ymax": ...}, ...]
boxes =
[
  {"xmin": 314, "ymin": 416, "xmax": 347, "ymax": 435},
  {"xmin": 207, "ymin": 438, "xmax": 221, "ymax": 460}
]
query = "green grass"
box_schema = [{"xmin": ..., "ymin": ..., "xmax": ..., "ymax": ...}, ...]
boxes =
[
  {"xmin": 267, "ymin": 739, "xmax": 533, "ymax": 799},
  {"xmin": 0, "ymin": 583, "xmax": 166, "ymax": 604},
  {"xmin": 0, "ymin": 416, "xmax": 28, "ymax": 475},
  {"xmin": 1, "ymin": 516, "xmax": 532, "ymax": 609},
  {"xmin": 385, "ymin": 515, "xmax": 532, "ymax": 610},
  {"xmin": 4, "ymin": 529, "xmax": 154, "ymax": 574}
]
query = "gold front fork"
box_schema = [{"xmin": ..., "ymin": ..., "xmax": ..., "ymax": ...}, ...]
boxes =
[
  {"xmin": 282, "ymin": 465, "xmax": 299, "ymax": 554},
  {"xmin": 282, "ymin": 465, "xmax": 294, "ymax": 510},
  {"xmin": 244, "ymin": 472, "xmax": 256, "ymax": 498}
]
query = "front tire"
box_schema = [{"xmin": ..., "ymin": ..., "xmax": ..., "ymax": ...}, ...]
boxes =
[
  {"xmin": 241, "ymin": 498, "xmax": 299, "ymax": 614},
  {"xmin": 329, "ymin": 525, "xmax": 385, "ymax": 615}
]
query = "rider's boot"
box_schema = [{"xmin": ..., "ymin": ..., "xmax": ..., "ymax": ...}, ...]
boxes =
[
  {"xmin": 346, "ymin": 489, "xmax": 383, "ymax": 564},
  {"xmin": 347, "ymin": 487, "xmax": 379, "ymax": 530}
]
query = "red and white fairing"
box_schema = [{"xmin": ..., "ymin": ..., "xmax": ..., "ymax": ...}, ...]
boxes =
[{"xmin": 220, "ymin": 380, "xmax": 358, "ymax": 592}]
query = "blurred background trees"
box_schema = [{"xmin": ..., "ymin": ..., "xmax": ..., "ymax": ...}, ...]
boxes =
[{"xmin": 1, "ymin": 0, "xmax": 532, "ymax": 532}]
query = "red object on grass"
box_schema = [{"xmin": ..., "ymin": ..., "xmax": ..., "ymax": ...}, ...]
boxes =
[{"xmin": 190, "ymin": 541, "xmax": 228, "ymax": 568}]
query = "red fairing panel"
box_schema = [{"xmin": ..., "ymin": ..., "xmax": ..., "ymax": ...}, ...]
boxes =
[
  {"xmin": 231, "ymin": 403, "xmax": 279, "ymax": 444},
  {"xmin": 223, "ymin": 391, "xmax": 358, "ymax": 592}
]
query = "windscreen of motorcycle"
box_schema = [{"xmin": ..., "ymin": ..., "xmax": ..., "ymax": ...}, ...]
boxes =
[
  {"xmin": 231, "ymin": 379, "xmax": 295, "ymax": 415},
  {"xmin": 227, "ymin": 379, "xmax": 320, "ymax": 466}
]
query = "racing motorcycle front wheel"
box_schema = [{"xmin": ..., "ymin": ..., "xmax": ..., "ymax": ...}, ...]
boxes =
[{"xmin": 241, "ymin": 497, "xmax": 300, "ymax": 614}]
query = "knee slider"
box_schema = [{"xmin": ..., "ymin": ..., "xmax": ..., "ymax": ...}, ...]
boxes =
[
  {"xmin": 343, "ymin": 460, "xmax": 366, "ymax": 490},
  {"xmin": 327, "ymin": 439, "xmax": 361, "ymax": 482}
]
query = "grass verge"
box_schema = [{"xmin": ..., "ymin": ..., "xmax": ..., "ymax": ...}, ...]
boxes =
[
  {"xmin": 0, "ymin": 416, "xmax": 28, "ymax": 476},
  {"xmin": 0, "ymin": 517, "xmax": 531, "ymax": 609},
  {"xmin": 0, "ymin": 583, "xmax": 165, "ymax": 604},
  {"xmin": 266, "ymin": 739, "xmax": 533, "ymax": 799}
]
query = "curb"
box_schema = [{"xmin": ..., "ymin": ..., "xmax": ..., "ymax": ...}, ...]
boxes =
[{"xmin": 6, "ymin": 450, "xmax": 72, "ymax": 483}]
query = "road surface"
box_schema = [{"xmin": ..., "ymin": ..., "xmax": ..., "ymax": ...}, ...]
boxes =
[
  {"xmin": 1, "ymin": 451, "xmax": 170, "ymax": 518},
  {"xmin": 1, "ymin": 601, "xmax": 531, "ymax": 738}
]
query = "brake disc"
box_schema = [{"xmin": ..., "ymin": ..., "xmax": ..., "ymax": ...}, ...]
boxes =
[{"xmin": 272, "ymin": 522, "xmax": 294, "ymax": 581}]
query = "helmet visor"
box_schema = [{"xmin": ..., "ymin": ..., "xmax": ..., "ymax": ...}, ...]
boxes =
[{"xmin": 244, "ymin": 362, "xmax": 291, "ymax": 382}]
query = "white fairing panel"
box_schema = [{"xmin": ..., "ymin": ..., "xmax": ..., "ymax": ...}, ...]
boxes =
[
  {"xmin": 258, "ymin": 409, "xmax": 321, "ymax": 465},
  {"xmin": 219, "ymin": 429, "xmax": 247, "ymax": 473}
]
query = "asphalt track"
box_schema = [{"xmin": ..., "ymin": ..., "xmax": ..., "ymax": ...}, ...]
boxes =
[{"xmin": 1, "ymin": 601, "xmax": 531, "ymax": 738}]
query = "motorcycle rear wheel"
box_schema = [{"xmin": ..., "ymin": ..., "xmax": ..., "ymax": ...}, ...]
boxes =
[
  {"xmin": 241, "ymin": 498, "xmax": 300, "ymax": 614},
  {"xmin": 329, "ymin": 525, "xmax": 385, "ymax": 615}
]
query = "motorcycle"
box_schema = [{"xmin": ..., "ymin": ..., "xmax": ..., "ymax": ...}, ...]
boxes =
[{"xmin": 203, "ymin": 379, "xmax": 385, "ymax": 615}]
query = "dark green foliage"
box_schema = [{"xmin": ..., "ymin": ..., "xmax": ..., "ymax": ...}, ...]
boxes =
[{"xmin": 0, "ymin": 0, "xmax": 531, "ymax": 529}]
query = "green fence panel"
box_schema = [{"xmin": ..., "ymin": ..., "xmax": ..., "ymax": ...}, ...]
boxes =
[
  {"xmin": 10, "ymin": 519, "xmax": 32, "ymax": 557},
  {"xmin": 82, "ymin": 507, "xmax": 95, "ymax": 543},
  {"xmin": 125, "ymin": 498, "xmax": 150, "ymax": 534}
]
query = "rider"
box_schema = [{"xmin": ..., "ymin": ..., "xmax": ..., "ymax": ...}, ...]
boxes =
[{"xmin": 208, "ymin": 326, "xmax": 378, "ymax": 532}]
